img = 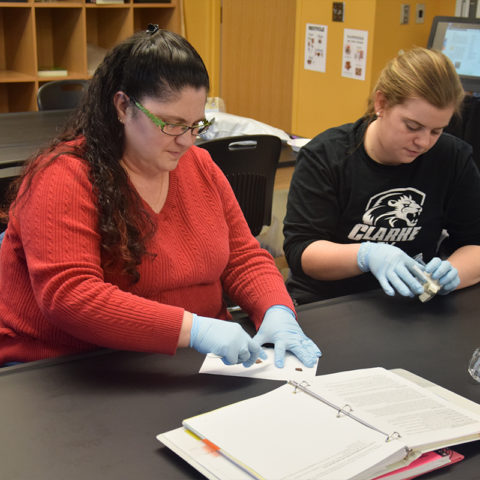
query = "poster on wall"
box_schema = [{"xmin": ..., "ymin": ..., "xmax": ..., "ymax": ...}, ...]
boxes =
[
  {"xmin": 341, "ymin": 28, "xmax": 368, "ymax": 80},
  {"xmin": 304, "ymin": 23, "xmax": 327, "ymax": 72}
]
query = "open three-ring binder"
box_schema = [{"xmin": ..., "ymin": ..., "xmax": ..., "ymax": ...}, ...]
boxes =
[
  {"xmin": 288, "ymin": 379, "xmax": 402, "ymax": 443},
  {"xmin": 158, "ymin": 368, "xmax": 480, "ymax": 480}
]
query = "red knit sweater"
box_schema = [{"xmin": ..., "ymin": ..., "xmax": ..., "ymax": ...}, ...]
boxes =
[{"xmin": 0, "ymin": 142, "xmax": 293, "ymax": 363}]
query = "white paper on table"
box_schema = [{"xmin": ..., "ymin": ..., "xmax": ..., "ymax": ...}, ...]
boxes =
[
  {"xmin": 287, "ymin": 137, "xmax": 311, "ymax": 152},
  {"xmin": 198, "ymin": 347, "xmax": 318, "ymax": 381}
]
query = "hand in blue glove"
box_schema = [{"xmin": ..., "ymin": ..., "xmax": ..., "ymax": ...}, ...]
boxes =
[
  {"xmin": 252, "ymin": 305, "xmax": 321, "ymax": 368},
  {"xmin": 424, "ymin": 257, "xmax": 460, "ymax": 295},
  {"xmin": 190, "ymin": 314, "xmax": 266, "ymax": 367},
  {"xmin": 357, "ymin": 242, "xmax": 424, "ymax": 297}
]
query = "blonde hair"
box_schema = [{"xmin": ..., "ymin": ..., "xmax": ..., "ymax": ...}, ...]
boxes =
[{"xmin": 366, "ymin": 47, "xmax": 464, "ymax": 118}]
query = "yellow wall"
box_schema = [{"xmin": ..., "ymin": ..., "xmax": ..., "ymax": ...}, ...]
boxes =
[
  {"xmin": 371, "ymin": 0, "xmax": 455, "ymax": 82},
  {"xmin": 292, "ymin": 0, "xmax": 456, "ymax": 138},
  {"xmin": 182, "ymin": 0, "xmax": 221, "ymax": 97},
  {"xmin": 183, "ymin": 0, "xmax": 457, "ymax": 135},
  {"xmin": 292, "ymin": 0, "xmax": 376, "ymax": 137}
]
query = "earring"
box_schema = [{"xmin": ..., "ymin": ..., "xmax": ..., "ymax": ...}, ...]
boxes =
[
  {"xmin": 376, "ymin": 111, "xmax": 381, "ymax": 117},
  {"xmin": 118, "ymin": 117, "xmax": 123, "ymax": 124}
]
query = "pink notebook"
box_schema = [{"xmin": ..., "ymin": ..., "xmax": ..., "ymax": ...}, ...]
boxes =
[{"xmin": 373, "ymin": 448, "xmax": 464, "ymax": 480}]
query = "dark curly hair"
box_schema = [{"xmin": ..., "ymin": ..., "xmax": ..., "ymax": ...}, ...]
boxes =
[{"xmin": 2, "ymin": 28, "xmax": 210, "ymax": 283}]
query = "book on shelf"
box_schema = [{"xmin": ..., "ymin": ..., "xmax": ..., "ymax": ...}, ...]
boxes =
[
  {"xmin": 157, "ymin": 367, "xmax": 480, "ymax": 480},
  {"xmin": 88, "ymin": 0, "xmax": 126, "ymax": 4},
  {"xmin": 37, "ymin": 68, "xmax": 68, "ymax": 78}
]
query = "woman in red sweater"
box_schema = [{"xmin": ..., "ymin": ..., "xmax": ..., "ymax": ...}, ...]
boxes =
[{"xmin": 0, "ymin": 26, "xmax": 320, "ymax": 368}]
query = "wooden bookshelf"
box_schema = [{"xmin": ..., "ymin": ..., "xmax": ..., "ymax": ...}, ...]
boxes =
[{"xmin": 0, "ymin": 0, "xmax": 179, "ymax": 112}]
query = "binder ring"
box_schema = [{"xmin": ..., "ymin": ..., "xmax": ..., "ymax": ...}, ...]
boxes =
[
  {"xmin": 385, "ymin": 431, "xmax": 401, "ymax": 442},
  {"xmin": 336, "ymin": 404, "xmax": 353, "ymax": 417},
  {"xmin": 293, "ymin": 380, "xmax": 310, "ymax": 394},
  {"xmin": 288, "ymin": 379, "xmax": 403, "ymax": 443}
]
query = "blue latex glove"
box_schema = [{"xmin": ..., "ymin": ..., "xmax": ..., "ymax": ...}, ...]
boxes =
[
  {"xmin": 424, "ymin": 257, "xmax": 460, "ymax": 295},
  {"xmin": 189, "ymin": 314, "xmax": 266, "ymax": 367},
  {"xmin": 357, "ymin": 242, "xmax": 424, "ymax": 297},
  {"xmin": 252, "ymin": 305, "xmax": 321, "ymax": 368}
]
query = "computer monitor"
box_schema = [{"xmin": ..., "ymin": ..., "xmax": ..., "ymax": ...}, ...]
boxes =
[{"xmin": 427, "ymin": 16, "xmax": 480, "ymax": 93}]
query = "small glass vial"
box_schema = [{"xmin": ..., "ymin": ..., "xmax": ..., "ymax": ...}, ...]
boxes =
[
  {"xmin": 411, "ymin": 265, "xmax": 441, "ymax": 302},
  {"xmin": 468, "ymin": 347, "xmax": 480, "ymax": 383}
]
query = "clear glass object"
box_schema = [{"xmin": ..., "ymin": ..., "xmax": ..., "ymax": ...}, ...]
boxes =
[
  {"xmin": 411, "ymin": 264, "xmax": 441, "ymax": 302},
  {"xmin": 468, "ymin": 347, "xmax": 480, "ymax": 383}
]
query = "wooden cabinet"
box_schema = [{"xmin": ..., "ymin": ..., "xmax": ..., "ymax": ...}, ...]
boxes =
[
  {"xmin": 0, "ymin": 0, "xmax": 179, "ymax": 112},
  {"xmin": 220, "ymin": 0, "xmax": 296, "ymax": 134}
]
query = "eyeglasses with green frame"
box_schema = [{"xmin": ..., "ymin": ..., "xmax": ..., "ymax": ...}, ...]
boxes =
[{"xmin": 132, "ymin": 98, "xmax": 214, "ymax": 137}]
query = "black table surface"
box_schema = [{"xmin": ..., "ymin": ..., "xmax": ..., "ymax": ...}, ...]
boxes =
[
  {"xmin": 0, "ymin": 109, "xmax": 74, "ymax": 166},
  {"xmin": 1, "ymin": 288, "xmax": 480, "ymax": 480},
  {"xmin": 0, "ymin": 109, "xmax": 297, "ymax": 168}
]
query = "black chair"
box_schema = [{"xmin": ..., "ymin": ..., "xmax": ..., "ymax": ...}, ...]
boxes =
[
  {"xmin": 445, "ymin": 94, "xmax": 480, "ymax": 170},
  {"xmin": 199, "ymin": 135, "xmax": 281, "ymax": 237},
  {"xmin": 37, "ymin": 79, "xmax": 89, "ymax": 111}
]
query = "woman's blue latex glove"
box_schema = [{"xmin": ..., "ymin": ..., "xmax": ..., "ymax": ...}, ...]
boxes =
[
  {"xmin": 189, "ymin": 314, "xmax": 266, "ymax": 367},
  {"xmin": 424, "ymin": 257, "xmax": 460, "ymax": 295},
  {"xmin": 252, "ymin": 305, "xmax": 322, "ymax": 368},
  {"xmin": 357, "ymin": 242, "xmax": 424, "ymax": 297}
]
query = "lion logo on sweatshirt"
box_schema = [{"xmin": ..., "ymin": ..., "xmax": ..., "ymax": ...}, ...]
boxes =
[
  {"xmin": 362, "ymin": 188, "xmax": 425, "ymax": 228},
  {"xmin": 347, "ymin": 188, "xmax": 425, "ymax": 244}
]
